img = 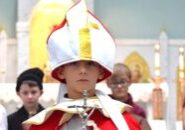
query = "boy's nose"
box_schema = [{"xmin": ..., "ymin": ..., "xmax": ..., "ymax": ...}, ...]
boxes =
[
  {"xmin": 27, "ymin": 93, "xmax": 33, "ymax": 98},
  {"xmin": 79, "ymin": 65, "xmax": 87, "ymax": 74},
  {"xmin": 117, "ymin": 84, "xmax": 123, "ymax": 88}
]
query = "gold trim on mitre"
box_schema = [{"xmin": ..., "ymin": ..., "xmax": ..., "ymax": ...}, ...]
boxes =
[
  {"xmin": 66, "ymin": 0, "xmax": 100, "ymax": 60},
  {"xmin": 79, "ymin": 27, "xmax": 92, "ymax": 59}
]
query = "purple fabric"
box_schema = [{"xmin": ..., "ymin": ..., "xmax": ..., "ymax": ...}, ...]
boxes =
[{"xmin": 110, "ymin": 93, "xmax": 146, "ymax": 118}]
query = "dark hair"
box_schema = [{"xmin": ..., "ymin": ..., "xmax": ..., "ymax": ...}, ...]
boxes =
[
  {"xmin": 113, "ymin": 63, "xmax": 131, "ymax": 79},
  {"xmin": 16, "ymin": 68, "xmax": 44, "ymax": 92}
]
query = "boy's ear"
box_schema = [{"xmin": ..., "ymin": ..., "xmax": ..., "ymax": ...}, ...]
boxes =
[
  {"xmin": 98, "ymin": 68, "xmax": 105, "ymax": 80},
  {"xmin": 16, "ymin": 92, "xmax": 20, "ymax": 96},
  {"xmin": 57, "ymin": 69, "xmax": 65, "ymax": 80},
  {"xmin": 40, "ymin": 90, "xmax": 44, "ymax": 96}
]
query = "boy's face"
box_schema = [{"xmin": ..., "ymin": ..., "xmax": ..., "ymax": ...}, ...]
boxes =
[
  {"xmin": 58, "ymin": 61, "xmax": 104, "ymax": 99},
  {"xmin": 109, "ymin": 73, "xmax": 131, "ymax": 99},
  {"xmin": 17, "ymin": 83, "xmax": 43, "ymax": 108}
]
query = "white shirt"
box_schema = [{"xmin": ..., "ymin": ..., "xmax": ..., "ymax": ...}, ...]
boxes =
[{"xmin": 0, "ymin": 104, "xmax": 7, "ymax": 130}]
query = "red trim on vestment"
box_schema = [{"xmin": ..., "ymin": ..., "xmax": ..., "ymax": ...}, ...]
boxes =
[
  {"xmin": 29, "ymin": 110, "xmax": 64, "ymax": 130},
  {"xmin": 90, "ymin": 110, "xmax": 141, "ymax": 130},
  {"xmin": 28, "ymin": 110, "xmax": 141, "ymax": 130}
]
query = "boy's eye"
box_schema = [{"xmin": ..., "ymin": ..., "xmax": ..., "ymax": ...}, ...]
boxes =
[
  {"xmin": 68, "ymin": 61, "xmax": 98, "ymax": 66},
  {"xmin": 31, "ymin": 90, "xmax": 37, "ymax": 95},
  {"xmin": 23, "ymin": 91, "xmax": 28, "ymax": 95},
  {"xmin": 87, "ymin": 61, "xmax": 96, "ymax": 66},
  {"xmin": 69, "ymin": 62, "xmax": 79, "ymax": 66},
  {"xmin": 112, "ymin": 80, "xmax": 129, "ymax": 85}
]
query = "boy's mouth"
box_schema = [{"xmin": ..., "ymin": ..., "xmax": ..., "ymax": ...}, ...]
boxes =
[{"xmin": 78, "ymin": 79, "xmax": 89, "ymax": 82}]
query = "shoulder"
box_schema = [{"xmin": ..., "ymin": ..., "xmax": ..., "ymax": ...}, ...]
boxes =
[
  {"xmin": 122, "ymin": 111, "xmax": 142, "ymax": 130},
  {"xmin": 8, "ymin": 111, "xmax": 18, "ymax": 121},
  {"xmin": 132, "ymin": 103, "xmax": 145, "ymax": 112},
  {"xmin": 131, "ymin": 114, "xmax": 143, "ymax": 123},
  {"xmin": 38, "ymin": 104, "xmax": 45, "ymax": 112},
  {"xmin": 131, "ymin": 114, "xmax": 151, "ymax": 130},
  {"xmin": 132, "ymin": 103, "xmax": 146, "ymax": 118},
  {"xmin": 39, "ymin": 104, "xmax": 44, "ymax": 109},
  {"xmin": 8, "ymin": 107, "xmax": 24, "ymax": 121}
]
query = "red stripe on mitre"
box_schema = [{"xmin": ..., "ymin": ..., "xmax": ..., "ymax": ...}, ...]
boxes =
[
  {"xmin": 46, "ymin": 0, "xmax": 80, "ymax": 43},
  {"xmin": 47, "ymin": 18, "xmax": 67, "ymax": 44}
]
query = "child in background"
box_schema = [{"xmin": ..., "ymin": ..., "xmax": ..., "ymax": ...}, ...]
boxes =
[
  {"xmin": 106, "ymin": 63, "xmax": 151, "ymax": 130},
  {"xmin": 8, "ymin": 68, "xmax": 44, "ymax": 130}
]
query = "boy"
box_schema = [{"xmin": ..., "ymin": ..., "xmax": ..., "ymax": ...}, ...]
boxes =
[
  {"xmin": 8, "ymin": 68, "xmax": 44, "ymax": 130},
  {"xmin": 106, "ymin": 63, "xmax": 146, "ymax": 118},
  {"xmin": 106, "ymin": 63, "xmax": 151, "ymax": 130},
  {"xmin": 23, "ymin": 0, "xmax": 141, "ymax": 130}
]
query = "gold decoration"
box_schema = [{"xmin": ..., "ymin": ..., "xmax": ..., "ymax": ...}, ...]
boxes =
[{"xmin": 124, "ymin": 51, "xmax": 150, "ymax": 83}]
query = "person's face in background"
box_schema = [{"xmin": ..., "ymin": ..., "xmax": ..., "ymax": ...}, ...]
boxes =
[
  {"xmin": 17, "ymin": 82, "xmax": 43, "ymax": 109},
  {"xmin": 108, "ymin": 73, "xmax": 131, "ymax": 100}
]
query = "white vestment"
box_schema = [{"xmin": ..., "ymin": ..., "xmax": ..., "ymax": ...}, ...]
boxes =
[{"xmin": 0, "ymin": 104, "xmax": 7, "ymax": 130}]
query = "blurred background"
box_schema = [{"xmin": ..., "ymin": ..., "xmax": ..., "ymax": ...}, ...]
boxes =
[{"xmin": 1, "ymin": 0, "xmax": 185, "ymax": 129}]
